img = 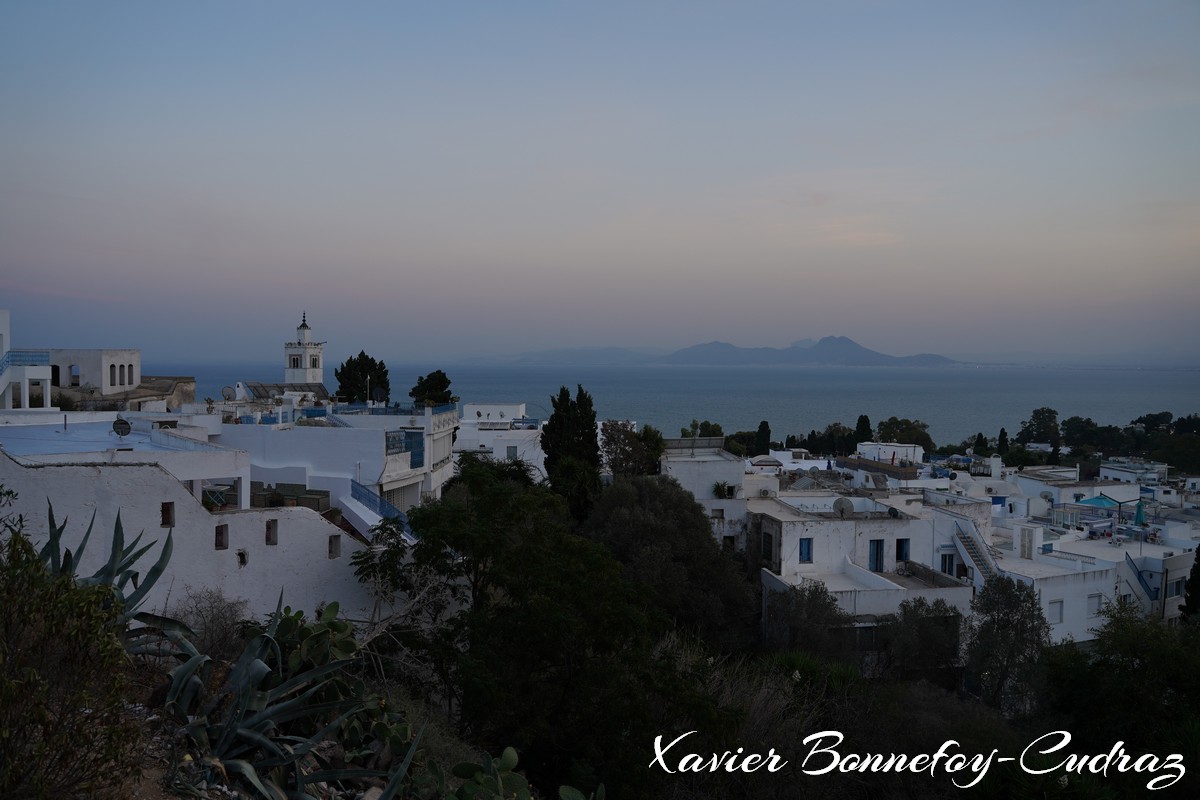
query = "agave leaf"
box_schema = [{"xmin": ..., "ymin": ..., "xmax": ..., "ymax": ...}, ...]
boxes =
[
  {"xmin": 166, "ymin": 652, "xmax": 212, "ymax": 713},
  {"xmin": 91, "ymin": 509, "xmax": 126, "ymax": 586},
  {"xmin": 39, "ymin": 499, "xmax": 65, "ymax": 572},
  {"xmin": 133, "ymin": 608, "xmax": 194, "ymax": 638},
  {"xmin": 376, "ymin": 722, "xmax": 425, "ymax": 800},
  {"xmin": 165, "ymin": 627, "xmax": 202, "ymax": 660},
  {"xmin": 223, "ymin": 758, "xmax": 287, "ymax": 800},
  {"xmin": 266, "ymin": 659, "xmax": 351, "ymax": 704},
  {"xmin": 71, "ymin": 509, "xmax": 96, "ymax": 568},
  {"xmin": 233, "ymin": 726, "xmax": 291, "ymax": 761},
  {"xmin": 123, "ymin": 530, "xmax": 173, "ymax": 613},
  {"xmin": 245, "ymin": 694, "xmax": 357, "ymax": 732}
]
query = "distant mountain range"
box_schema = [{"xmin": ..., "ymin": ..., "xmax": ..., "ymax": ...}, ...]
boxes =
[
  {"xmin": 487, "ymin": 337, "xmax": 956, "ymax": 367},
  {"xmin": 661, "ymin": 336, "xmax": 956, "ymax": 366}
]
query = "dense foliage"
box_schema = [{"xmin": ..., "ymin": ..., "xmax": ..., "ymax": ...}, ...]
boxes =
[
  {"xmin": 541, "ymin": 384, "xmax": 602, "ymax": 521},
  {"xmin": 335, "ymin": 350, "xmax": 390, "ymax": 404},
  {"xmin": 410, "ymin": 369, "xmax": 457, "ymax": 407},
  {"xmin": 0, "ymin": 496, "xmax": 143, "ymax": 799}
]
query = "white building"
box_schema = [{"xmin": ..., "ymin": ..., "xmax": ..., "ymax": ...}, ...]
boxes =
[
  {"xmin": 755, "ymin": 492, "xmax": 974, "ymax": 619},
  {"xmin": 0, "ymin": 309, "xmax": 52, "ymax": 410},
  {"xmin": 660, "ymin": 436, "xmax": 748, "ymax": 547},
  {"xmin": 0, "ymin": 422, "xmax": 371, "ymax": 618},
  {"xmin": 454, "ymin": 402, "xmax": 546, "ymax": 478}
]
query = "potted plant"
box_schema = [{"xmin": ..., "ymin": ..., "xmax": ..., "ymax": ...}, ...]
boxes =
[{"xmin": 205, "ymin": 397, "xmax": 215, "ymax": 414}]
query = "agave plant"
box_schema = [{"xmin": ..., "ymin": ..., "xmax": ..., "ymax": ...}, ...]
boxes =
[
  {"xmin": 37, "ymin": 501, "xmax": 190, "ymax": 653},
  {"xmin": 165, "ymin": 595, "xmax": 424, "ymax": 799}
]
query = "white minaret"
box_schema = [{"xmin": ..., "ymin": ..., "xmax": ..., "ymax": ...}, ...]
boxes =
[{"xmin": 284, "ymin": 312, "xmax": 325, "ymax": 385}]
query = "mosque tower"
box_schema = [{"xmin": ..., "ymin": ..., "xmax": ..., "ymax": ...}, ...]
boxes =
[{"xmin": 283, "ymin": 313, "xmax": 325, "ymax": 385}]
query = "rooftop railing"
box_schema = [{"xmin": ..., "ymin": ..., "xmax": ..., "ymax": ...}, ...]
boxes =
[{"xmin": 0, "ymin": 349, "xmax": 51, "ymax": 372}]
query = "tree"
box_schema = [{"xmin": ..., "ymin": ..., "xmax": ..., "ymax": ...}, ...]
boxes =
[
  {"xmin": 1179, "ymin": 556, "xmax": 1200, "ymax": 623},
  {"xmin": 876, "ymin": 416, "xmax": 936, "ymax": 451},
  {"xmin": 680, "ymin": 419, "xmax": 724, "ymax": 438},
  {"xmin": 972, "ymin": 432, "xmax": 988, "ymax": 454},
  {"xmin": 1016, "ymin": 406, "xmax": 1060, "ymax": 447},
  {"xmin": 855, "ymin": 414, "xmax": 873, "ymax": 443},
  {"xmin": 582, "ymin": 476, "xmax": 759, "ymax": 652},
  {"xmin": 335, "ymin": 350, "xmax": 389, "ymax": 404},
  {"xmin": 409, "ymin": 369, "xmax": 457, "ymax": 407},
  {"xmin": 541, "ymin": 385, "xmax": 601, "ymax": 522},
  {"xmin": 965, "ymin": 576, "xmax": 1050, "ymax": 712},
  {"xmin": 762, "ymin": 580, "xmax": 851, "ymax": 656},
  {"xmin": 753, "ymin": 420, "xmax": 772, "ymax": 457},
  {"xmin": 997, "ymin": 427, "xmax": 1009, "ymax": 454},
  {"xmin": 886, "ymin": 597, "xmax": 962, "ymax": 686},
  {"xmin": 401, "ymin": 456, "xmax": 678, "ymax": 796},
  {"xmin": 600, "ymin": 420, "xmax": 664, "ymax": 477}
]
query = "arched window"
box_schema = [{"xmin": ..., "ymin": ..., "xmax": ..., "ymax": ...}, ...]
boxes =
[
  {"xmin": 128, "ymin": 363, "xmax": 134, "ymax": 385},
  {"xmin": 119, "ymin": 364, "xmax": 125, "ymax": 385},
  {"xmin": 110, "ymin": 364, "xmax": 116, "ymax": 386}
]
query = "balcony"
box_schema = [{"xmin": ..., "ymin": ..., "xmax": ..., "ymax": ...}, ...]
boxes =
[{"xmin": 0, "ymin": 349, "xmax": 51, "ymax": 372}]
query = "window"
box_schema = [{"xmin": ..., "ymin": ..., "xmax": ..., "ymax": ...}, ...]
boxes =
[
  {"xmin": 941, "ymin": 554, "xmax": 955, "ymax": 575},
  {"xmin": 798, "ymin": 537, "xmax": 813, "ymax": 563},
  {"xmin": 109, "ymin": 364, "xmax": 117, "ymax": 386},
  {"xmin": 215, "ymin": 524, "xmax": 229, "ymax": 550},
  {"xmin": 290, "ymin": 356, "xmax": 301, "ymax": 369},
  {"xmin": 310, "ymin": 356, "xmax": 320, "ymax": 369},
  {"xmin": 711, "ymin": 508, "xmax": 725, "ymax": 520},
  {"xmin": 506, "ymin": 445, "xmax": 518, "ymax": 460},
  {"xmin": 1167, "ymin": 578, "xmax": 1186, "ymax": 599},
  {"xmin": 161, "ymin": 502, "xmax": 175, "ymax": 527},
  {"xmin": 328, "ymin": 534, "xmax": 342, "ymax": 559},
  {"xmin": 1047, "ymin": 600, "xmax": 1064, "ymax": 624},
  {"xmin": 119, "ymin": 364, "xmax": 125, "ymax": 385},
  {"xmin": 128, "ymin": 363, "xmax": 134, "ymax": 385},
  {"xmin": 265, "ymin": 519, "xmax": 278, "ymax": 546},
  {"xmin": 895, "ymin": 538, "xmax": 910, "ymax": 563},
  {"xmin": 70, "ymin": 364, "xmax": 80, "ymax": 387},
  {"xmin": 1088, "ymin": 593, "xmax": 1103, "ymax": 617}
]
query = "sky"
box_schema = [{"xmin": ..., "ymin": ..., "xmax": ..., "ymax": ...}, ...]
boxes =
[{"xmin": 2, "ymin": 1, "xmax": 1198, "ymax": 366}]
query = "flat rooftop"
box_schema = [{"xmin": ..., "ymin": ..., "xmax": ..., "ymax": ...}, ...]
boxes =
[{"xmin": 0, "ymin": 421, "xmax": 175, "ymax": 457}]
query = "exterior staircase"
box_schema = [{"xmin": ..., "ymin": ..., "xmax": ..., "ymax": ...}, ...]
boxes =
[{"xmin": 954, "ymin": 521, "xmax": 1001, "ymax": 583}]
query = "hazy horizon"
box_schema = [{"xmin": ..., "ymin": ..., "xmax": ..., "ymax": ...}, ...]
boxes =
[{"xmin": 3, "ymin": 2, "xmax": 1198, "ymax": 364}]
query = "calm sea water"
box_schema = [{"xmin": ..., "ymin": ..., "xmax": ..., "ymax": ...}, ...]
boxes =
[{"xmin": 148, "ymin": 361, "xmax": 1200, "ymax": 450}]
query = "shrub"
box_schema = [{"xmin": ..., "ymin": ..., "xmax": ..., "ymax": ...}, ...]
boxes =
[
  {"xmin": 0, "ymin": 524, "xmax": 143, "ymax": 798},
  {"xmin": 169, "ymin": 585, "xmax": 252, "ymax": 663}
]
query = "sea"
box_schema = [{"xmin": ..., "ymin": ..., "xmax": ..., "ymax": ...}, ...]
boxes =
[{"xmin": 146, "ymin": 361, "xmax": 1200, "ymax": 450}]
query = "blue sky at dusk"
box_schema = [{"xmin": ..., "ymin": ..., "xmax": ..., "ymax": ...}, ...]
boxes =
[{"xmin": 2, "ymin": 1, "xmax": 1198, "ymax": 365}]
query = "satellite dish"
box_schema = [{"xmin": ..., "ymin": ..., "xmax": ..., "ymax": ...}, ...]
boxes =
[
  {"xmin": 476, "ymin": 410, "xmax": 482, "ymax": 418},
  {"xmin": 1040, "ymin": 491, "xmax": 1055, "ymax": 502},
  {"xmin": 221, "ymin": 386, "xmax": 235, "ymax": 401},
  {"xmin": 372, "ymin": 387, "xmax": 387, "ymax": 403},
  {"xmin": 808, "ymin": 466, "xmax": 820, "ymax": 476},
  {"xmin": 833, "ymin": 497, "xmax": 854, "ymax": 518},
  {"xmin": 112, "ymin": 417, "xmax": 131, "ymax": 437},
  {"xmin": 949, "ymin": 472, "xmax": 958, "ymax": 480},
  {"xmin": 888, "ymin": 507, "xmax": 900, "ymax": 518}
]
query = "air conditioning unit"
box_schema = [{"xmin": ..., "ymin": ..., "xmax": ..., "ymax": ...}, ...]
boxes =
[{"xmin": 759, "ymin": 488, "xmax": 771, "ymax": 498}]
